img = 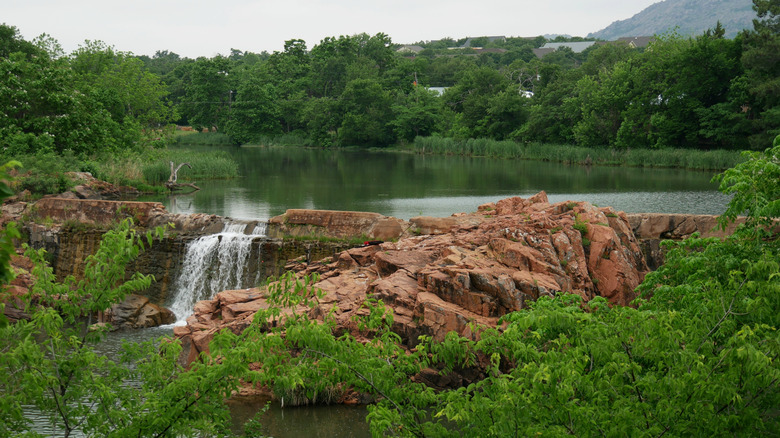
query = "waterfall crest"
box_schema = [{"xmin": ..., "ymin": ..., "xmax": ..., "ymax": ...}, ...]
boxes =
[{"xmin": 168, "ymin": 221, "xmax": 266, "ymax": 322}]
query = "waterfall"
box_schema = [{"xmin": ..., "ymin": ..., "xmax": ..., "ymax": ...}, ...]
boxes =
[{"xmin": 168, "ymin": 221, "xmax": 267, "ymax": 322}]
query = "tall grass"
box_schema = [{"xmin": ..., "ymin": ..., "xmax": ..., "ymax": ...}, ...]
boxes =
[
  {"xmin": 246, "ymin": 133, "xmax": 312, "ymax": 147},
  {"xmin": 410, "ymin": 137, "xmax": 745, "ymax": 171},
  {"xmin": 140, "ymin": 149, "xmax": 239, "ymax": 185},
  {"xmin": 1, "ymin": 145, "xmax": 239, "ymax": 196},
  {"xmin": 172, "ymin": 132, "xmax": 234, "ymax": 146}
]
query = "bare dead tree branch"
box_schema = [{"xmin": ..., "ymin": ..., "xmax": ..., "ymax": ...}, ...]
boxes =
[{"xmin": 165, "ymin": 161, "xmax": 200, "ymax": 192}]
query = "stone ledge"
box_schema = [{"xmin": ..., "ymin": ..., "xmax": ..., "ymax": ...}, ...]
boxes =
[
  {"xmin": 626, "ymin": 213, "xmax": 743, "ymax": 240},
  {"xmin": 32, "ymin": 198, "xmax": 166, "ymax": 228},
  {"xmin": 267, "ymin": 209, "xmax": 405, "ymax": 241}
]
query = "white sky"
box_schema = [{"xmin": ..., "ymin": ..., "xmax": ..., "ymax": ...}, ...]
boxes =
[{"xmin": 4, "ymin": 0, "xmax": 659, "ymax": 58}]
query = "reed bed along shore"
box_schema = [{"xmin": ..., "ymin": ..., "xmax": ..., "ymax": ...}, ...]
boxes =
[
  {"xmin": 2, "ymin": 146, "xmax": 240, "ymax": 197},
  {"xmin": 410, "ymin": 137, "xmax": 745, "ymax": 171},
  {"xmin": 139, "ymin": 149, "xmax": 239, "ymax": 185}
]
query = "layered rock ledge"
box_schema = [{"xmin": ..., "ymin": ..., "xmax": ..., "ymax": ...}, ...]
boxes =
[
  {"xmin": 175, "ymin": 192, "xmax": 650, "ymax": 363},
  {"xmin": 3, "ymin": 194, "xmax": 741, "ymax": 335}
]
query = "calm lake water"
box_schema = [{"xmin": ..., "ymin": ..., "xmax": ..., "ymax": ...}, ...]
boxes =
[{"xmin": 140, "ymin": 146, "xmax": 730, "ymax": 220}]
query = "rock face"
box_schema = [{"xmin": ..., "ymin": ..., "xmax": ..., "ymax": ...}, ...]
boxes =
[
  {"xmin": 2, "ymin": 255, "xmax": 36, "ymax": 323},
  {"xmin": 626, "ymin": 213, "xmax": 744, "ymax": 269},
  {"xmin": 33, "ymin": 198, "xmax": 167, "ymax": 228},
  {"xmin": 268, "ymin": 209, "xmax": 406, "ymax": 241},
  {"xmin": 175, "ymin": 192, "xmax": 649, "ymax": 362},
  {"xmin": 6, "ymin": 194, "xmax": 743, "ymax": 339},
  {"xmin": 105, "ymin": 294, "xmax": 176, "ymax": 329}
]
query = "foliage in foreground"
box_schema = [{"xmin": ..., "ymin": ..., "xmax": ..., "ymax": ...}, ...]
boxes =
[
  {"xmin": 0, "ymin": 220, "xmax": 250, "ymax": 437},
  {"xmin": 0, "ymin": 140, "xmax": 777, "ymax": 437}
]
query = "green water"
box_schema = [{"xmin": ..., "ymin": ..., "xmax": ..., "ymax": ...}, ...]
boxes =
[{"xmin": 141, "ymin": 146, "xmax": 729, "ymax": 220}]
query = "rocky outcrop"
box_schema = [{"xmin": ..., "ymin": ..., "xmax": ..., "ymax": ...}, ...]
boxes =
[
  {"xmin": 175, "ymin": 192, "xmax": 650, "ymax": 363},
  {"xmin": 4, "ymin": 195, "xmax": 747, "ymax": 339},
  {"xmin": 105, "ymin": 294, "xmax": 176, "ymax": 329},
  {"xmin": 626, "ymin": 213, "xmax": 744, "ymax": 269},
  {"xmin": 2, "ymin": 255, "xmax": 36, "ymax": 323},
  {"xmin": 268, "ymin": 209, "xmax": 406, "ymax": 241},
  {"xmin": 64, "ymin": 171, "xmax": 140, "ymax": 200},
  {"xmin": 32, "ymin": 198, "xmax": 167, "ymax": 228}
]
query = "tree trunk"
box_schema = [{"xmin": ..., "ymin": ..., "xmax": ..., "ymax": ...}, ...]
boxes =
[{"xmin": 165, "ymin": 161, "xmax": 200, "ymax": 192}]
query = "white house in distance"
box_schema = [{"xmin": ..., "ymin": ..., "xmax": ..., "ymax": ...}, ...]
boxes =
[{"xmin": 396, "ymin": 45, "xmax": 425, "ymax": 55}]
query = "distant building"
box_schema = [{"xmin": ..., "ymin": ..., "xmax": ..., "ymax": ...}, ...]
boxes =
[
  {"xmin": 473, "ymin": 48, "xmax": 508, "ymax": 54},
  {"xmin": 539, "ymin": 41, "xmax": 600, "ymax": 53},
  {"xmin": 396, "ymin": 45, "xmax": 425, "ymax": 54},
  {"xmin": 615, "ymin": 36, "xmax": 654, "ymax": 49},
  {"xmin": 460, "ymin": 36, "xmax": 507, "ymax": 48},
  {"xmin": 532, "ymin": 47, "xmax": 556, "ymax": 58},
  {"xmin": 426, "ymin": 86, "xmax": 448, "ymax": 96}
]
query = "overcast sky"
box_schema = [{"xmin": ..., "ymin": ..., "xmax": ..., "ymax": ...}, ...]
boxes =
[{"xmin": 4, "ymin": 0, "xmax": 659, "ymax": 58}]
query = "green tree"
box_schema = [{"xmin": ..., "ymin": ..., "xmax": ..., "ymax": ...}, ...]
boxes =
[
  {"xmin": 740, "ymin": 0, "xmax": 780, "ymax": 147},
  {"xmin": 70, "ymin": 41, "xmax": 174, "ymax": 139},
  {"xmin": 444, "ymin": 66, "xmax": 511, "ymax": 139},
  {"xmin": 0, "ymin": 220, "xmax": 248, "ymax": 437},
  {"xmin": 0, "ymin": 23, "xmax": 41, "ymax": 58},
  {"xmin": 0, "ymin": 48, "xmax": 121, "ymax": 156},
  {"xmin": 522, "ymin": 67, "xmax": 582, "ymax": 143},
  {"xmin": 391, "ymin": 85, "xmax": 443, "ymax": 142},
  {"xmin": 302, "ymin": 97, "xmax": 340, "ymax": 147},
  {"xmin": 180, "ymin": 55, "xmax": 235, "ymax": 132},
  {"xmin": 224, "ymin": 76, "xmax": 282, "ymax": 144},
  {"xmin": 262, "ymin": 39, "xmax": 311, "ymax": 133},
  {"xmin": 338, "ymin": 78, "xmax": 394, "ymax": 146}
]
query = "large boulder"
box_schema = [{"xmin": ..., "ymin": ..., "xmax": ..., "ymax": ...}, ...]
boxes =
[{"xmin": 107, "ymin": 294, "xmax": 176, "ymax": 329}]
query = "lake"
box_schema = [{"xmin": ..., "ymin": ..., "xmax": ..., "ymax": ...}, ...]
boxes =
[{"xmin": 140, "ymin": 146, "xmax": 730, "ymax": 220}]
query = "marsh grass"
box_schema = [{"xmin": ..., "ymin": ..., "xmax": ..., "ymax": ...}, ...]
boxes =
[
  {"xmin": 247, "ymin": 133, "xmax": 312, "ymax": 147},
  {"xmin": 173, "ymin": 132, "xmax": 234, "ymax": 146},
  {"xmin": 3, "ymin": 144, "xmax": 240, "ymax": 196},
  {"xmin": 411, "ymin": 137, "xmax": 744, "ymax": 171},
  {"xmin": 140, "ymin": 149, "xmax": 239, "ymax": 184}
]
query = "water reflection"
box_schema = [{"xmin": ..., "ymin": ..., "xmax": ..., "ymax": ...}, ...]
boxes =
[
  {"xmin": 139, "ymin": 147, "xmax": 729, "ymax": 220},
  {"xmin": 25, "ymin": 326, "xmax": 371, "ymax": 437},
  {"xmin": 229, "ymin": 397, "xmax": 370, "ymax": 438}
]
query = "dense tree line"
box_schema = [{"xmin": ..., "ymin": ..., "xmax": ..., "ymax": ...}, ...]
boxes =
[
  {"xmin": 1, "ymin": 0, "xmax": 778, "ymax": 158},
  {"xmin": 151, "ymin": 0, "xmax": 777, "ymax": 151},
  {"xmin": 0, "ymin": 27, "xmax": 171, "ymax": 156}
]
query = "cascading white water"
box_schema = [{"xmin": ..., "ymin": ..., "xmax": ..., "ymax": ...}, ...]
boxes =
[{"xmin": 168, "ymin": 221, "xmax": 267, "ymax": 323}]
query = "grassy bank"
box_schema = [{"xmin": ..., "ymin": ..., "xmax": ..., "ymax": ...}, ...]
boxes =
[
  {"xmin": 3, "ymin": 147, "xmax": 239, "ymax": 197},
  {"xmin": 172, "ymin": 131, "xmax": 234, "ymax": 146},
  {"xmin": 173, "ymin": 131, "xmax": 314, "ymax": 148},
  {"xmin": 138, "ymin": 149, "xmax": 239, "ymax": 185},
  {"xmin": 409, "ymin": 137, "xmax": 745, "ymax": 171}
]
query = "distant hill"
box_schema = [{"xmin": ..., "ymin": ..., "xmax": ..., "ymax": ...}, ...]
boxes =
[{"xmin": 588, "ymin": 0, "xmax": 757, "ymax": 40}]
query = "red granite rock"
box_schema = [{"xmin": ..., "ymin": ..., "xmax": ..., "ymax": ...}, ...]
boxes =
[{"xmin": 175, "ymin": 193, "xmax": 651, "ymax": 365}]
